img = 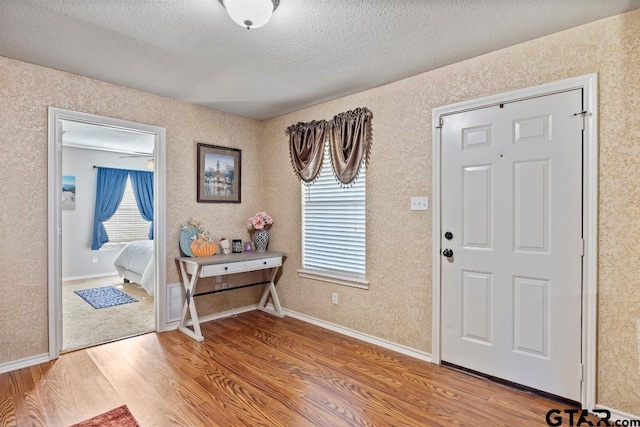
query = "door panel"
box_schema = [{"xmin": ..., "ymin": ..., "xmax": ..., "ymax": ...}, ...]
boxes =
[
  {"xmin": 461, "ymin": 270, "xmax": 493, "ymax": 345},
  {"xmin": 463, "ymin": 165, "xmax": 492, "ymax": 249},
  {"xmin": 514, "ymin": 160, "xmax": 549, "ymax": 252},
  {"xmin": 513, "ymin": 276, "xmax": 549, "ymax": 357},
  {"xmin": 440, "ymin": 90, "xmax": 583, "ymax": 401}
]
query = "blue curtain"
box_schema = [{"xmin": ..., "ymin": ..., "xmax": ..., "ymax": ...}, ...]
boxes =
[
  {"xmin": 91, "ymin": 167, "xmax": 129, "ymax": 250},
  {"xmin": 130, "ymin": 170, "xmax": 154, "ymax": 239}
]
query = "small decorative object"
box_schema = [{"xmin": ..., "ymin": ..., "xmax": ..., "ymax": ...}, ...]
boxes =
[
  {"xmin": 179, "ymin": 218, "xmax": 200, "ymax": 256},
  {"xmin": 232, "ymin": 239, "xmax": 243, "ymax": 253},
  {"xmin": 197, "ymin": 143, "xmax": 241, "ymax": 203},
  {"xmin": 191, "ymin": 239, "xmax": 217, "ymax": 257},
  {"xmin": 220, "ymin": 238, "xmax": 231, "ymax": 255},
  {"xmin": 180, "ymin": 218, "xmax": 217, "ymax": 257},
  {"xmin": 247, "ymin": 211, "xmax": 273, "ymax": 252},
  {"xmin": 243, "ymin": 241, "xmax": 253, "ymax": 252},
  {"xmin": 253, "ymin": 230, "xmax": 269, "ymax": 252},
  {"xmin": 190, "ymin": 228, "xmax": 217, "ymax": 257}
]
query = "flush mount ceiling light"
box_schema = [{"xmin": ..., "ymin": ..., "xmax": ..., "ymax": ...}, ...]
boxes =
[{"xmin": 219, "ymin": 0, "xmax": 279, "ymax": 29}]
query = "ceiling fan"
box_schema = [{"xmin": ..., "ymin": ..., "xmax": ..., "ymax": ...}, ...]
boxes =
[{"xmin": 119, "ymin": 152, "xmax": 155, "ymax": 170}]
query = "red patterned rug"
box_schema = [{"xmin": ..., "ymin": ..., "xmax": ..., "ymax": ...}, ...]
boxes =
[{"xmin": 70, "ymin": 405, "xmax": 140, "ymax": 427}]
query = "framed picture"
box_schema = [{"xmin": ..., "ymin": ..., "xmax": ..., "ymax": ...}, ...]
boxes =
[
  {"xmin": 197, "ymin": 143, "xmax": 241, "ymax": 203},
  {"xmin": 62, "ymin": 175, "xmax": 76, "ymax": 210}
]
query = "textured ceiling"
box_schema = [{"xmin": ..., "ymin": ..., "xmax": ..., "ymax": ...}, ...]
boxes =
[
  {"xmin": 1, "ymin": 0, "xmax": 639, "ymax": 120},
  {"xmin": 61, "ymin": 120, "xmax": 155, "ymax": 154}
]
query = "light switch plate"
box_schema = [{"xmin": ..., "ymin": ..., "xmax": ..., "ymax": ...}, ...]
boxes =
[{"xmin": 411, "ymin": 197, "xmax": 429, "ymax": 211}]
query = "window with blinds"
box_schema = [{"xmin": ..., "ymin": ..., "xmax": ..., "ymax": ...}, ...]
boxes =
[
  {"xmin": 103, "ymin": 177, "xmax": 150, "ymax": 243},
  {"xmin": 302, "ymin": 148, "xmax": 366, "ymax": 278}
]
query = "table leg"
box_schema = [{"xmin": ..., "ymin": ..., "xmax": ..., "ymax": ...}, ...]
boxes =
[
  {"xmin": 257, "ymin": 266, "xmax": 284, "ymax": 318},
  {"xmin": 177, "ymin": 260, "xmax": 205, "ymax": 342}
]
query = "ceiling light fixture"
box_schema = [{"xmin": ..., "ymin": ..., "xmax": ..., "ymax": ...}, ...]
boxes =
[{"xmin": 219, "ymin": 0, "xmax": 279, "ymax": 30}]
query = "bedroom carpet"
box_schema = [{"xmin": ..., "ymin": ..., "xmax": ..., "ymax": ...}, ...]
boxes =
[{"xmin": 63, "ymin": 275, "xmax": 154, "ymax": 352}]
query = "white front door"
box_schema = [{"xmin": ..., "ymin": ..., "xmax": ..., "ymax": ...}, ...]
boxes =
[{"xmin": 440, "ymin": 90, "xmax": 583, "ymax": 401}]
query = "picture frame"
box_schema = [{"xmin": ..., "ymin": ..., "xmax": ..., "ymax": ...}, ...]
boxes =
[
  {"xmin": 197, "ymin": 143, "xmax": 241, "ymax": 203},
  {"xmin": 62, "ymin": 175, "xmax": 76, "ymax": 210}
]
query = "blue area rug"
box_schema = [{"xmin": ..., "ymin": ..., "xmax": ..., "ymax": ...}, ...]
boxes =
[{"xmin": 74, "ymin": 286, "xmax": 138, "ymax": 309}]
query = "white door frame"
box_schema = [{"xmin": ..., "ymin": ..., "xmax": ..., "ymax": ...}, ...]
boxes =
[
  {"xmin": 431, "ymin": 74, "xmax": 598, "ymax": 409},
  {"xmin": 47, "ymin": 107, "xmax": 167, "ymax": 359}
]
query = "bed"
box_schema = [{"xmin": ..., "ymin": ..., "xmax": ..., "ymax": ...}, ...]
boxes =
[{"xmin": 113, "ymin": 240, "xmax": 155, "ymax": 296}]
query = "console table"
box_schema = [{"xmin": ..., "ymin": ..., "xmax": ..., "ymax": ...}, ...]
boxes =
[{"xmin": 176, "ymin": 251, "xmax": 286, "ymax": 342}]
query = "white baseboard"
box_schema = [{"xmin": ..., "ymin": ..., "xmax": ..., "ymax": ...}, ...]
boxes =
[
  {"xmin": 0, "ymin": 353, "xmax": 49, "ymax": 375},
  {"xmin": 164, "ymin": 303, "xmax": 432, "ymax": 363},
  {"xmin": 280, "ymin": 307, "xmax": 433, "ymax": 363},
  {"xmin": 63, "ymin": 272, "xmax": 118, "ymax": 281},
  {"xmin": 164, "ymin": 304, "xmax": 259, "ymax": 331},
  {"xmin": 595, "ymin": 405, "xmax": 640, "ymax": 423}
]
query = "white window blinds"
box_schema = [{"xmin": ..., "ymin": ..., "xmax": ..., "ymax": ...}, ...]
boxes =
[
  {"xmin": 103, "ymin": 177, "xmax": 150, "ymax": 243},
  {"xmin": 302, "ymin": 147, "xmax": 366, "ymax": 277}
]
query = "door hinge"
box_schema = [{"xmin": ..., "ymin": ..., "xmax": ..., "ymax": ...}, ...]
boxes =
[
  {"xmin": 572, "ymin": 110, "xmax": 590, "ymax": 130},
  {"xmin": 436, "ymin": 117, "xmax": 444, "ymax": 129},
  {"xmin": 580, "ymin": 238, "xmax": 585, "ymax": 257},
  {"xmin": 578, "ymin": 363, "xmax": 584, "ymax": 381}
]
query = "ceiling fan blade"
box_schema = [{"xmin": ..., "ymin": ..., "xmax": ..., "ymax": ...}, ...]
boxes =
[{"xmin": 119, "ymin": 154, "xmax": 154, "ymax": 158}]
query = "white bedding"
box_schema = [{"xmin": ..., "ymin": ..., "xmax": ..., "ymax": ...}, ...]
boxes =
[{"xmin": 113, "ymin": 240, "xmax": 155, "ymax": 296}]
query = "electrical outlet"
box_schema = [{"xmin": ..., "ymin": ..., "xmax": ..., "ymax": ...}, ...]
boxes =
[
  {"xmin": 411, "ymin": 196, "xmax": 429, "ymax": 211},
  {"xmin": 332, "ymin": 292, "xmax": 338, "ymax": 305},
  {"xmin": 216, "ymin": 276, "xmax": 222, "ymax": 283},
  {"xmin": 92, "ymin": 256, "xmax": 98, "ymax": 263}
]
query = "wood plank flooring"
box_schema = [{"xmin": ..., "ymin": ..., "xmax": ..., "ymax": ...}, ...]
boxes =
[{"xmin": 1, "ymin": 310, "xmax": 591, "ymax": 426}]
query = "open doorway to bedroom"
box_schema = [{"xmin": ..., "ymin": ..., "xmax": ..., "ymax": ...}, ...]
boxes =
[
  {"xmin": 61, "ymin": 120, "xmax": 156, "ymax": 352},
  {"xmin": 48, "ymin": 108, "xmax": 167, "ymax": 357}
]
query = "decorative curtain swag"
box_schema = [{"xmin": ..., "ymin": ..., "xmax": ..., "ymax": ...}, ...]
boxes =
[
  {"xmin": 287, "ymin": 107, "xmax": 372, "ymax": 186},
  {"xmin": 287, "ymin": 120, "xmax": 329, "ymax": 184}
]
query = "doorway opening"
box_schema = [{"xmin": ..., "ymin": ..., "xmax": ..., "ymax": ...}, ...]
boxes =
[{"xmin": 48, "ymin": 108, "xmax": 167, "ymax": 358}]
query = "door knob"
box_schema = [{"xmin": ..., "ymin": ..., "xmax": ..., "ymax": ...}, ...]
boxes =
[{"xmin": 442, "ymin": 248, "xmax": 454, "ymax": 258}]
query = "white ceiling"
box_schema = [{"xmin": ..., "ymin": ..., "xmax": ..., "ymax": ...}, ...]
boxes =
[
  {"xmin": 2, "ymin": 0, "xmax": 639, "ymax": 121},
  {"xmin": 62, "ymin": 120, "xmax": 155, "ymax": 154}
]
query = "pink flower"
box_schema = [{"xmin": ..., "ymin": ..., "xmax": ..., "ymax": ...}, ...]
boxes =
[{"xmin": 248, "ymin": 211, "xmax": 274, "ymax": 233}]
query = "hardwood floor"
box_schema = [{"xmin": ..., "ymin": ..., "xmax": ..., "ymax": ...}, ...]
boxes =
[{"xmin": 1, "ymin": 310, "xmax": 590, "ymax": 426}]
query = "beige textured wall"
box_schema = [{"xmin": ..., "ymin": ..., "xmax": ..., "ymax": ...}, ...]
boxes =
[
  {"xmin": 1, "ymin": 8, "xmax": 639, "ymax": 416},
  {"xmin": 0, "ymin": 56, "xmax": 265, "ymax": 364},
  {"xmin": 261, "ymin": 10, "xmax": 640, "ymax": 415}
]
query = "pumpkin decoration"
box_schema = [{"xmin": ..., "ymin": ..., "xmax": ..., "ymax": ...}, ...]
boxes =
[
  {"xmin": 180, "ymin": 218, "xmax": 217, "ymax": 257},
  {"xmin": 191, "ymin": 239, "xmax": 217, "ymax": 257}
]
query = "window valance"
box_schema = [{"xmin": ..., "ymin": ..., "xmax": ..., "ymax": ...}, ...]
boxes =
[
  {"xmin": 287, "ymin": 120, "xmax": 329, "ymax": 184},
  {"xmin": 287, "ymin": 107, "xmax": 372, "ymax": 185}
]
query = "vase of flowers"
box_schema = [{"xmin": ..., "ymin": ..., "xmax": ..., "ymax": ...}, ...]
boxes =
[{"xmin": 247, "ymin": 211, "xmax": 273, "ymax": 252}]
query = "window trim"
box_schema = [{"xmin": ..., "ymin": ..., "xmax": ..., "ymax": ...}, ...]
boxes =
[{"xmin": 297, "ymin": 268, "xmax": 370, "ymax": 289}]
